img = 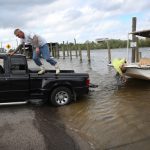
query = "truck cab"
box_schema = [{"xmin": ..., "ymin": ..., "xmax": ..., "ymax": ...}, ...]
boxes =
[{"xmin": 0, "ymin": 54, "xmax": 29, "ymax": 102}]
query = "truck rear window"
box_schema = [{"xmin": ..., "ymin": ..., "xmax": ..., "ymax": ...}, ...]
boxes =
[{"xmin": 10, "ymin": 57, "xmax": 27, "ymax": 74}]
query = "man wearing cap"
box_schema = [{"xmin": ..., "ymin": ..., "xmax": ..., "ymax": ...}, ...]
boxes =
[{"xmin": 9, "ymin": 28, "xmax": 60, "ymax": 75}]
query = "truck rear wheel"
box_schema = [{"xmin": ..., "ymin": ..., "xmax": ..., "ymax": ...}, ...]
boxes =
[{"xmin": 50, "ymin": 86, "xmax": 72, "ymax": 106}]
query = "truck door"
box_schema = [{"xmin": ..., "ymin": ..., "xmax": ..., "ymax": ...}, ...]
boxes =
[
  {"xmin": 0, "ymin": 56, "xmax": 11, "ymax": 102},
  {"xmin": 8, "ymin": 56, "xmax": 30, "ymax": 101}
]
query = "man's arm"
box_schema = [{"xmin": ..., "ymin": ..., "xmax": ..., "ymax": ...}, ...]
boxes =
[
  {"xmin": 8, "ymin": 44, "xmax": 23, "ymax": 55},
  {"xmin": 14, "ymin": 44, "xmax": 24, "ymax": 53},
  {"xmin": 33, "ymin": 35, "xmax": 39, "ymax": 48},
  {"xmin": 33, "ymin": 35, "xmax": 40, "ymax": 54}
]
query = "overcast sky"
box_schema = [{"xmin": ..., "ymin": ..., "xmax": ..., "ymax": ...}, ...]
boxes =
[{"xmin": 0, "ymin": 0, "xmax": 149, "ymax": 48}]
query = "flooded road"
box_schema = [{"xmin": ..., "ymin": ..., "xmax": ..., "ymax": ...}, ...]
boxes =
[
  {"xmin": 48, "ymin": 48, "xmax": 150, "ymax": 149},
  {"xmin": 0, "ymin": 48, "xmax": 150, "ymax": 150},
  {"xmin": 0, "ymin": 105, "xmax": 91, "ymax": 150}
]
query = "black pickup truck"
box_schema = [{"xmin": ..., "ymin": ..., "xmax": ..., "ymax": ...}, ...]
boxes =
[{"xmin": 0, "ymin": 54, "xmax": 89, "ymax": 106}]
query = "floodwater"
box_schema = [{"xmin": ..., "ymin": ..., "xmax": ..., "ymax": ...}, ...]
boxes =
[
  {"xmin": 0, "ymin": 48, "xmax": 150, "ymax": 150},
  {"xmin": 28, "ymin": 48, "xmax": 150, "ymax": 149}
]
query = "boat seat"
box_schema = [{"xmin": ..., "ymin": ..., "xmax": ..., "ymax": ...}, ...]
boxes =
[{"xmin": 139, "ymin": 58, "xmax": 150, "ymax": 65}]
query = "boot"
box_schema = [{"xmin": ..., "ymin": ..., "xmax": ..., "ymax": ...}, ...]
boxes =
[
  {"xmin": 38, "ymin": 65, "xmax": 45, "ymax": 75},
  {"xmin": 55, "ymin": 64, "xmax": 60, "ymax": 74}
]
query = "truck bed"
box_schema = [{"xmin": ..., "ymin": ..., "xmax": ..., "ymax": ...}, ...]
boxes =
[
  {"xmin": 29, "ymin": 69, "xmax": 75, "ymax": 74},
  {"xmin": 29, "ymin": 69, "xmax": 89, "ymax": 78}
]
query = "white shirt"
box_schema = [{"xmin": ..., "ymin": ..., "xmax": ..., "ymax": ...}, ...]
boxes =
[{"xmin": 20, "ymin": 32, "xmax": 47, "ymax": 47}]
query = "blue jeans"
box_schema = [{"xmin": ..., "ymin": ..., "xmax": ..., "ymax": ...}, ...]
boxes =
[{"xmin": 32, "ymin": 44, "xmax": 57, "ymax": 66}]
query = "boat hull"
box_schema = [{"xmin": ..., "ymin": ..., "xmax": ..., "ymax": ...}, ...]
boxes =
[{"xmin": 125, "ymin": 67, "xmax": 150, "ymax": 80}]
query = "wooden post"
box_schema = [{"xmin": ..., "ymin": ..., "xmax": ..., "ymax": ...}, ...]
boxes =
[
  {"xmin": 135, "ymin": 37, "xmax": 139, "ymax": 62},
  {"xmin": 56, "ymin": 43, "xmax": 59, "ymax": 59},
  {"xmin": 139, "ymin": 52, "xmax": 142, "ymax": 60},
  {"xmin": 74, "ymin": 38, "xmax": 78, "ymax": 57},
  {"xmin": 131, "ymin": 17, "xmax": 136, "ymax": 62},
  {"xmin": 66, "ymin": 41, "xmax": 69, "ymax": 56},
  {"xmin": 69, "ymin": 44, "xmax": 72, "ymax": 60},
  {"xmin": 106, "ymin": 40, "xmax": 111, "ymax": 64},
  {"xmin": 54, "ymin": 46, "xmax": 56, "ymax": 58},
  {"xmin": 78, "ymin": 44, "xmax": 82, "ymax": 62},
  {"xmin": 62, "ymin": 41, "xmax": 65, "ymax": 59},
  {"xmin": 87, "ymin": 43, "xmax": 91, "ymax": 63}
]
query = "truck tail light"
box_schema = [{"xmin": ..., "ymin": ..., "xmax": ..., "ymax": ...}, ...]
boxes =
[{"xmin": 86, "ymin": 78, "xmax": 90, "ymax": 87}]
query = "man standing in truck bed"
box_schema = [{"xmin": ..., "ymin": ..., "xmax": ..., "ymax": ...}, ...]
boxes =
[{"xmin": 9, "ymin": 28, "xmax": 60, "ymax": 75}]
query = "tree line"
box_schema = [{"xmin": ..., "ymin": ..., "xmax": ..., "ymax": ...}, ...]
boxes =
[{"xmin": 59, "ymin": 38, "xmax": 150, "ymax": 50}]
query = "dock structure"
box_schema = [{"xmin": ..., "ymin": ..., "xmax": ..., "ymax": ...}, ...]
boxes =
[
  {"xmin": 48, "ymin": 42, "xmax": 59, "ymax": 58},
  {"xmin": 56, "ymin": 40, "xmax": 91, "ymax": 62},
  {"xmin": 18, "ymin": 42, "xmax": 60, "ymax": 59},
  {"xmin": 17, "ymin": 40, "xmax": 92, "ymax": 63},
  {"xmin": 131, "ymin": 17, "xmax": 137, "ymax": 63},
  {"xmin": 129, "ymin": 17, "xmax": 148, "ymax": 63}
]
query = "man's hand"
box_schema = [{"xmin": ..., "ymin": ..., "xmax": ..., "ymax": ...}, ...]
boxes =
[
  {"xmin": 36, "ymin": 47, "xmax": 40, "ymax": 55},
  {"xmin": 7, "ymin": 51, "xmax": 15, "ymax": 56}
]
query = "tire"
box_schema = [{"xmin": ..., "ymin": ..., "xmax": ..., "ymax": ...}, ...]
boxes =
[{"xmin": 50, "ymin": 86, "xmax": 73, "ymax": 106}]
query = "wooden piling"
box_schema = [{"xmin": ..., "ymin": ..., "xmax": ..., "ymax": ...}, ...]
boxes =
[
  {"xmin": 62, "ymin": 41, "xmax": 65, "ymax": 59},
  {"xmin": 135, "ymin": 37, "xmax": 139, "ymax": 62},
  {"xmin": 54, "ymin": 46, "xmax": 57, "ymax": 58},
  {"xmin": 106, "ymin": 40, "xmax": 111, "ymax": 64},
  {"xmin": 131, "ymin": 17, "xmax": 136, "ymax": 62},
  {"xmin": 86, "ymin": 43, "xmax": 91, "ymax": 63},
  {"xmin": 56, "ymin": 43, "xmax": 59, "ymax": 58},
  {"xmin": 50, "ymin": 43, "xmax": 54, "ymax": 57},
  {"xmin": 139, "ymin": 52, "xmax": 142, "ymax": 60},
  {"xmin": 69, "ymin": 44, "xmax": 72, "ymax": 60},
  {"xmin": 78, "ymin": 44, "xmax": 82, "ymax": 62},
  {"xmin": 66, "ymin": 41, "xmax": 69, "ymax": 56},
  {"xmin": 74, "ymin": 38, "xmax": 78, "ymax": 57}
]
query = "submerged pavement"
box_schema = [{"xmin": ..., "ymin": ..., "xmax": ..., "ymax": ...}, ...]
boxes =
[{"xmin": 0, "ymin": 105, "xmax": 91, "ymax": 150}]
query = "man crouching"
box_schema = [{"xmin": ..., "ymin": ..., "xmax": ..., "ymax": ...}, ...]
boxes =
[{"xmin": 112, "ymin": 58, "xmax": 127, "ymax": 83}]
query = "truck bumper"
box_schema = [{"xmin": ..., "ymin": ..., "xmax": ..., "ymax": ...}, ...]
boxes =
[{"xmin": 74, "ymin": 87, "xmax": 89, "ymax": 96}]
